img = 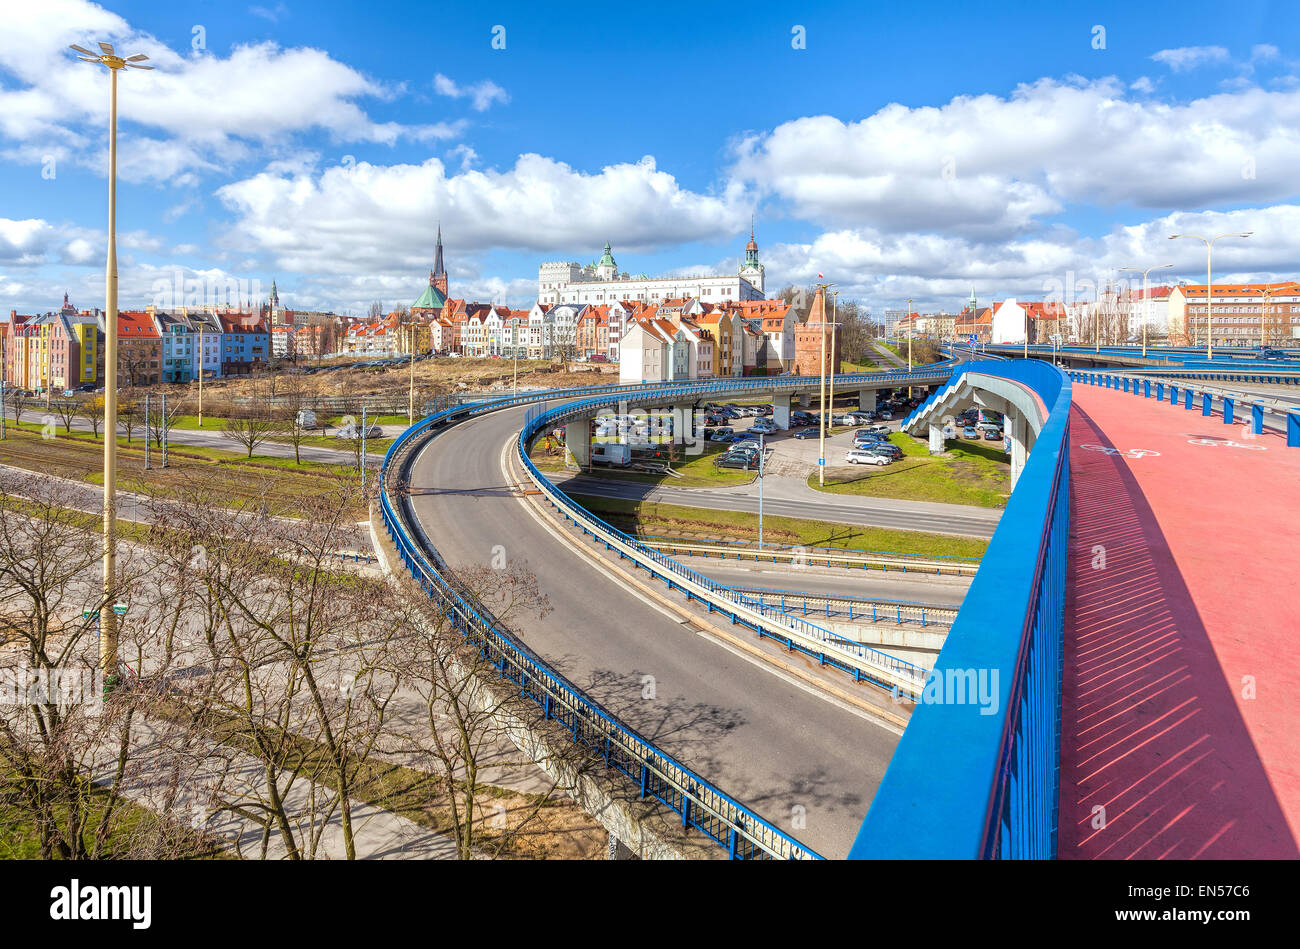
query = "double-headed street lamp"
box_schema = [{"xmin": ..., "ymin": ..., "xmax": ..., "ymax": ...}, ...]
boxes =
[
  {"xmin": 1119, "ymin": 263, "xmax": 1173, "ymax": 358},
  {"xmin": 1169, "ymin": 231, "xmax": 1252, "ymax": 359},
  {"xmin": 71, "ymin": 40, "xmax": 153, "ymax": 685}
]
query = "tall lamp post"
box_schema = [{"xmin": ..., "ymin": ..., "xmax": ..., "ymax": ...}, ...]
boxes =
[
  {"xmin": 71, "ymin": 40, "xmax": 153, "ymax": 686},
  {"xmin": 1119, "ymin": 263, "xmax": 1173, "ymax": 358},
  {"xmin": 1170, "ymin": 231, "xmax": 1252, "ymax": 359}
]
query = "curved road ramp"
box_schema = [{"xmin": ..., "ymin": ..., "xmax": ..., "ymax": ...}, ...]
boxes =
[{"xmin": 379, "ymin": 361, "xmax": 1080, "ymax": 859}]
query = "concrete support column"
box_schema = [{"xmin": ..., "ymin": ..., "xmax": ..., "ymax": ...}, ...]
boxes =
[
  {"xmin": 772, "ymin": 392, "xmax": 791, "ymax": 430},
  {"xmin": 565, "ymin": 418, "xmax": 590, "ymax": 468},
  {"xmin": 928, "ymin": 422, "xmax": 946, "ymax": 455},
  {"xmin": 859, "ymin": 387, "xmax": 878, "ymax": 413},
  {"xmin": 1009, "ymin": 409, "xmax": 1028, "ymax": 489}
]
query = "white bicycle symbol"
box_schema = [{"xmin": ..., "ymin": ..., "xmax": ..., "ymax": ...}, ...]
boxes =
[
  {"xmin": 1080, "ymin": 444, "xmax": 1161, "ymax": 459},
  {"xmin": 1187, "ymin": 439, "xmax": 1266, "ymax": 451}
]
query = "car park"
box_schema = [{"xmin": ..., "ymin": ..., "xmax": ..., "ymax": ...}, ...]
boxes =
[{"xmin": 844, "ymin": 448, "xmax": 890, "ymax": 466}]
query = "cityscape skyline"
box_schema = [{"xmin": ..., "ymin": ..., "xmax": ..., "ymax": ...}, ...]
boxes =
[{"xmin": 3, "ymin": 1, "xmax": 1300, "ymax": 315}]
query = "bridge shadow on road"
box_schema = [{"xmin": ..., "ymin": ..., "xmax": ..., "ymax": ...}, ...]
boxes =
[{"xmin": 1059, "ymin": 403, "xmax": 1298, "ymax": 859}]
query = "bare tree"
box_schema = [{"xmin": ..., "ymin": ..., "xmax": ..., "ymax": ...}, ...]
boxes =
[
  {"xmin": 0, "ymin": 472, "xmax": 208, "ymax": 859},
  {"xmin": 49, "ymin": 399, "xmax": 80, "ymax": 435},
  {"xmin": 119, "ymin": 398, "xmax": 141, "ymax": 443},
  {"xmin": 382, "ymin": 562, "xmax": 571, "ymax": 859},
  {"xmin": 77, "ymin": 396, "xmax": 106, "ymax": 438},
  {"xmin": 368, "ymin": 301, "xmax": 383, "ymax": 321},
  {"xmin": 221, "ymin": 413, "xmax": 283, "ymax": 459},
  {"xmin": 9, "ymin": 391, "xmax": 30, "ymax": 427}
]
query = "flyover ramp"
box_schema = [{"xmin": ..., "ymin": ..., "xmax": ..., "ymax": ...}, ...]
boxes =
[{"xmin": 405, "ymin": 402, "xmax": 903, "ymax": 857}]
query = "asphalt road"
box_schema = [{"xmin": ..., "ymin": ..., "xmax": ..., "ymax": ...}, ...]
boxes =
[{"xmin": 404, "ymin": 404, "xmax": 905, "ymax": 858}]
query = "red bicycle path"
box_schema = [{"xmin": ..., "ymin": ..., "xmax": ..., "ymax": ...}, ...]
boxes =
[{"xmin": 1059, "ymin": 382, "xmax": 1299, "ymax": 859}]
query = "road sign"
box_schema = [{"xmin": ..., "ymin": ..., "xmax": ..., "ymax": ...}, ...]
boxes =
[
  {"xmin": 968, "ymin": 334, "xmax": 976, "ymax": 346},
  {"xmin": 818, "ymin": 458, "xmax": 826, "ymax": 465}
]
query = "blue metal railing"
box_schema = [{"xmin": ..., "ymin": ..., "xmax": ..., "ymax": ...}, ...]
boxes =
[{"xmin": 850, "ymin": 359, "xmax": 1071, "ymax": 858}]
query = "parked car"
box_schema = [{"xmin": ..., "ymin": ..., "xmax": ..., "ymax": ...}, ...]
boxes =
[
  {"xmin": 793, "ymin": 428, "xmax": 819, "ymax": 439},
  {"xmin": 734, "ymin": 438, "xmax": 764, "ymax": 452},
  {"xmin": 963, "ymin": 426, "xmax": 979, "ymax": 438},
  {"xmin": 750, "ymin": 421, "xmax": 776, "ymax": 435},
  {"xmin": 983, "ymin": 430, "xmax": 1003, "ymax": 440},
  {"xmin": 707, "ymin": 428, "xmax": 735, "ymax": 441},
  {"xmin": 844, "ymin": 448, "xmax": 890, "ymax": 466},
  {"xmin": 864, "ymin": 444, "xmax": 902, "ymax": 459},
  {"xmin": 716, "ymin": 452, "xmax": 758, "ymax": 470},
  {"xmin": 878, "ymin": 411, "xmax": 893, "ymax": 420}
]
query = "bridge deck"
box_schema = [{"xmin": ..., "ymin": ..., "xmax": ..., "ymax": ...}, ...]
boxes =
[{"xmin": 1059, "ymin": 383, "xmax": 1300, "ymax": 858}]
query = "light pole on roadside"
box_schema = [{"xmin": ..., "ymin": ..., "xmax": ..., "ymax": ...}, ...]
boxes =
[
  {"xmin": 757, "ymin": 431, "xmax": 765, "ymax": 549},
  {"xmin": 1170, "ymin": 231, "xmax": 1252, "ymax": 359},
  {"xmin": 1119, "ymin": 263, "xmax": 1173, "ymax": 358},
  {"xmin": 71, "ymin": 39, "xmax": 153, "ymax": 688}
]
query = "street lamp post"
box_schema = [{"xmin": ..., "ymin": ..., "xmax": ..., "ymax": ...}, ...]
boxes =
[
  {"xmin": 1119, "ymin": 263, "xmax": 1173, "ymax": 358},
  {"xmin": 71, "ymin": 41, "xmax": 153, "ymax": 687},
  {"xmin": 757, "ymin": 431, "xmax": 765, "ymax": 549},
  {"xmin": 1170, "ymin": 231, "xmax": 1252, "ymax": 359}
]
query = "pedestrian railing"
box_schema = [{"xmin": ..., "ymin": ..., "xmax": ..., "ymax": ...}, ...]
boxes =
[{"xmin": 851, "ymin": 359, "xmax": 1071, "ymax": 859}]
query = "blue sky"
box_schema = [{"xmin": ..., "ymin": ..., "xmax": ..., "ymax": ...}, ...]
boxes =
[{"xmin": 3, "ymin": 0, "xmax": 1299, "ymax": 316}]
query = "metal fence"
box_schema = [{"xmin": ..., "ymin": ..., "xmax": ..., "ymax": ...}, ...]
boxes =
[
  {"xmin": 851, "ymin": 359, "xmax": 1072, "ymax": 858},
  {"xmin": 632, "ymin": 534, "xmax": 980, "ymax": 577}
]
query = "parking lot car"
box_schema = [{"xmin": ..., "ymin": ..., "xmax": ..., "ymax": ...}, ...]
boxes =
[
  {"xmin": 716, "ymin": 452, "xmax": 758, "ymax": 470},
  {"xmin": 865, "ymin": 444, "xmax": 902, "ymax": 459},
  {"xmin": 793, "ymin": 428, "xmax": 819, "ymax": 439},
  {"xmin": 983, "ymin": 429, "xmax": 1002, "ymax": 440},
  {"xmin": 878, "ymin": 411, "xmax": 893, "ymax": 420},
  {"xmin": 750, "ymin": 421, "xmax": 776, "ymax": 435},
  {"xmin": 707, "ymin": 428, "xmax": 735, "ymax": 441},
  {"xmin": 845, "ymin": 448, "xmax": 890, "ymax": 466},
  {"xmin": 963, "ymin": 426, "xmax": 979, "ymax": 438}
]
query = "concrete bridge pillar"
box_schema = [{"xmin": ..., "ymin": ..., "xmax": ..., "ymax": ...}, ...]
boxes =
[
  {"xmin": 928, "ymin": 422, "xmax": 946, "ymax": 455},
  {"xmin": 859, "ymin": 388, "xmax": 878, "ymax": 412},
  {"xmin": 772, "ymin": 393, "xmax": 791, "ymax": 430},
  {"xmin": 565, "ymin": 418, "xmax": 590, "ymax": 468},
  {"xmin": 1008, "ymin": 409, "xmax": 1028, "ymax": 489}
]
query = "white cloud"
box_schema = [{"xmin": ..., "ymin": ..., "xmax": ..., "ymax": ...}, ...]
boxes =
[
  {"xmin": 0, "ymin": 0, "xmax": 461, "ymax": 182},
  {"xmin": 731, "ymin": 78, "xmax": 1300, "ymax": 238},
  {"xmin": 250, "ymin": 3, "xmax": 289, "ymax": 23},
  {"xmin": 214, "ymin": 153, "xmax": 751, "ymax": 275},
  {"xmin": 432, "ymin": 73, "xmax": 509, "ymax": 112},
  {"xmin": 1150, "ymin": 46, "xmax": 1231, "ymax": 72}
]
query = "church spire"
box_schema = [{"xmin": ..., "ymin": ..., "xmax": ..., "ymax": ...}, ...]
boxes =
[{"xmin": 431, "ymin": 223, "xmax": 448, "ymax": 296}]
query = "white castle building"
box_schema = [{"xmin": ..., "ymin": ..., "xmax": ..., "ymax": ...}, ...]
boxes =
[{"xmin": 537, "ymin": 229, "xmax": 766, "ymax": 306}]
